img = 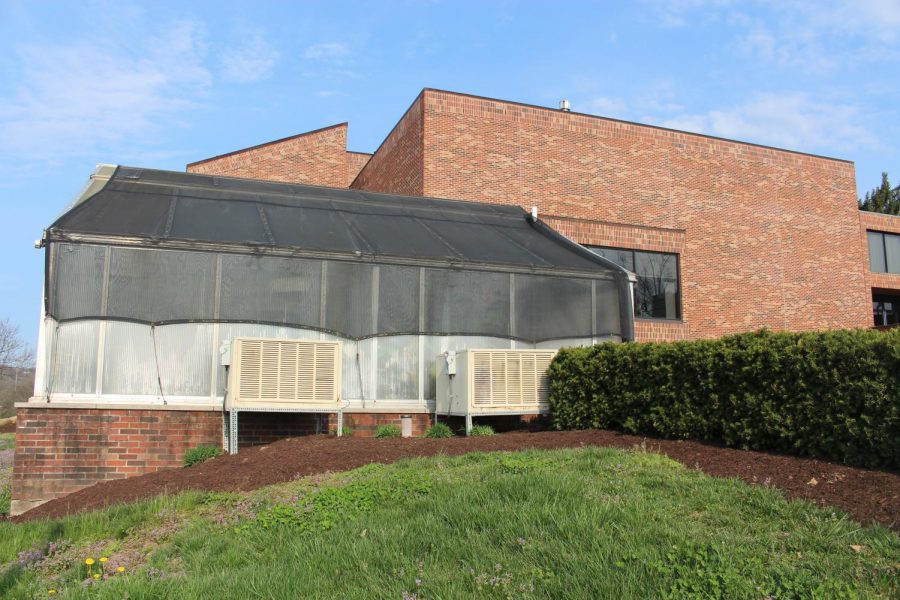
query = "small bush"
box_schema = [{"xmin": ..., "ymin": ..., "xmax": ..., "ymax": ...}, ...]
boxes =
[
  {"xmin": 183, "ymin": 445, "xmax": 223, "ymax": 467},
  {"xmin": 424, "ymin": 423, "xmax": 454, "ymax": 438},
  {"xmin": 469, "ymin": 424, "xmax": 495, "ymax": 437},
  {"xmin": 374, "ymin": 425, "xmax": 401, "ymax": 439},
  {"xmin": 333, "ymin": 426, "xmax": 353, "ymax": 437}
]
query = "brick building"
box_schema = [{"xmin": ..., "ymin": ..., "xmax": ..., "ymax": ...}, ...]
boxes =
[
  {"xmin": 14, "ymin": 88, "xmax": 899, "ymax": 514},
  {"xmin": 190, "ymin": 89, "xmax": 897, "ymax": 340}
]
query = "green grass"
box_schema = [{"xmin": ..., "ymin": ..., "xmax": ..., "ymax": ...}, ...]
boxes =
[
  {"xmin": 424, "ymin": 422, "xmax": 454, "ymax": 438},
  {"xmin": 374, "ymin": 424, "xmax": 401, "ymax": 438},
  {"xmin": 0, "ymin": 447, "xmax": 897, "ymax": 599},
  {"xmin": 469, "ymin": 424, "xmax": 496, "ymax": 437},
  {"xmin": 182, "ymin": 445, "xmax": 222, "ymax": 467}
]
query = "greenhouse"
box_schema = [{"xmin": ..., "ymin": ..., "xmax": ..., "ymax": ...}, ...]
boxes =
[{"xmin": 33, "ymin": 165, "xmax": 635, "ymax": 413}]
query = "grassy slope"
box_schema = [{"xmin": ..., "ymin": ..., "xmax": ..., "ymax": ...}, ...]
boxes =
[
  {"xmin": 0, "ymin": 433, "xmax": 14, "ymax": 515},
  {"xmin": 0, "ymin": 447, "xmax": 897, "ymax": 599}
]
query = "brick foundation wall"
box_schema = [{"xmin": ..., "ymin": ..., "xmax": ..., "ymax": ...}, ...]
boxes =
[
  {"xmin": 338, "ymin": 412, "xmax": 432, "ymax": 438},
  {"xmin": 351, "ymin": 95, "xmax": 424, "ymax": 195},
  {"xmin": 186, "ymin": 123, "xmax": 352, "ymax": 187},
  {"xmin": 11, "ymin": 407, "xmax": 442, "ymax": 512},
  {"xmin": 12, "ymin": 407, "xmax": 222, "ymax": 512}
]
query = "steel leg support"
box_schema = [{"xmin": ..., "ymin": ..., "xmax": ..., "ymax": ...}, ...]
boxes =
[
  {"xmin": 465, "ymin": 413, "xmax": 473, "ymax": 436},
  {"xmin": 229, "ymin": 410, "xmax": 239, "ymax": 454},
  {"xmin": 337, "ymin": 410, "xmax": 343, "ymax": 437}
]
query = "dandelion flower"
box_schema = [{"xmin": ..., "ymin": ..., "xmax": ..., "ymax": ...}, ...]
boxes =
[
  {"xmin": 100, "ymin": 557, "xmax": 108, "ymax": 563},
  {"xmin": 93, "ymin": 573, "xmax": 101, "ymax": 580},
  {"xmin": 85, "ymin": 558, "xmax": 95, "ymax": 565},
  {"xmin": 117, "ymin": 566, "xmax": 125, "ymax": 573},
  {"xmin": 48, "ymin": 591, "xmax": 57, "ymax": 596}
]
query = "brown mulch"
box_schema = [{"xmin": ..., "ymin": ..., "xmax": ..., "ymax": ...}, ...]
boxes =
[
  {"xmin": 0, "ymin": 421, "xmax": 15, "ymax": 434},
  {"xmin": 14, "ymin": 430, "xmax": 900, "ymax": 529}
]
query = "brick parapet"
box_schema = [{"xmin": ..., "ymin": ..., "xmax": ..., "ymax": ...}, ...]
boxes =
[
  {"xmin": 351, "ymin": 95, "xmax": 424, "ymax": 195},
  {"xmin": 186, "ymin": 123, "xmax": 351, "ymax": 187}
]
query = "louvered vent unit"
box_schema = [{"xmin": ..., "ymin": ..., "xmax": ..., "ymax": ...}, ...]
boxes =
[
  {"xmin": 226, "ymin": 338, "xmax": 341, "ymax": 410},
  {"xmin": 435, "ymin": 349, "xmax": 556, "ymax": 418}
]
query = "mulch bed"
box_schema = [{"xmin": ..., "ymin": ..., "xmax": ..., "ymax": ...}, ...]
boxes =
[
  {"xmin": 0, "ymin": 421, "xmax": 15, "ymax": 434},
  {"xmin": 14, "ymin": 430, "xmax": 900, "ymax": 529}
]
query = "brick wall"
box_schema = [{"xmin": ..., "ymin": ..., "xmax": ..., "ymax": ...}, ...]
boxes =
[
  {"xmin": 12, "ymin": 407, "xmax": 221, "ymax": 512},
  {"xmin": 351, "ymin": 95, "xmax": 424, "ymax": 195},
  {"xmin": 346, "ymin": 151, "xmax": 372, "ymax": 186},
  {"xmin": 187, "ymin": 123, "xmax": 352, "ymax": 187},
  {"xmin": 412, "ymin": 89, "xmax": 871, "ymax": 340},
  {"xmin": 338, "ymin": 412, "xmax": 432, "ymax": 438},
  {"xmin": 859, "ymin": 211, "xmax": 900, "ymax": 296}
]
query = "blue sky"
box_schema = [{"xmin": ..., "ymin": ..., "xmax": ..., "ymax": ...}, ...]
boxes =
[{"xmin": 2, "ymin": 0, "xmax": 899, "ymax": 347}]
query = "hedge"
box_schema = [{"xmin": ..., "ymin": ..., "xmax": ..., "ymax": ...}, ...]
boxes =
[{"xmin": 548, "ymin": 328, "xmax": 900, "ymax": 469}]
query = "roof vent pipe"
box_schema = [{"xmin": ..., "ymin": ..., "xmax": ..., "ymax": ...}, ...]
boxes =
[{"xmin": 559, "ymin": 99, "xmax": 571, "ymax": 112}]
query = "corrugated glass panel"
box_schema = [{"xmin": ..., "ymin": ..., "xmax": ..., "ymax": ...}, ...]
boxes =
[
  {"xmin": 376, "ymin": 336, "xmax": 419, "ymax": 400},
  {"xmin": 101, "ymin": 321, "xmax": 158, "ymax": 396},
  {"xmin": 155, "ymin": 323, "xmax": 214, "ymax": 397},
  {"xmin": 50, "ymin": 321, "xmax": 99, "ymax": 394}
]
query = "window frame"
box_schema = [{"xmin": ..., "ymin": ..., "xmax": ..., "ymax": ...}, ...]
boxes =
[
  {"xmin": 868, "ymin": 230, "xmax": 900, "ymax": 275},
  {"xmin": 587, "ymin": 245, "xmax": 683, "ymax": 322}
]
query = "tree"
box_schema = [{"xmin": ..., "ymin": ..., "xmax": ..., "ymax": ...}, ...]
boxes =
[
  {"xmin": 859, "ymin": 171, "xmax": 900, "ymax": 215},
  {"xmin": 0, "ymin": 319, "xmax": 34, "ymax": 418}
]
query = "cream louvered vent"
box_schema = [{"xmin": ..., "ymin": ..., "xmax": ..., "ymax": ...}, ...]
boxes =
[
  {"xmin": 471, "ymin": 350, "xmax": 554, "ymax": 407},
  {"xmin": 227, "ymin": 338, "xmax": 341, "ymax": 409}
]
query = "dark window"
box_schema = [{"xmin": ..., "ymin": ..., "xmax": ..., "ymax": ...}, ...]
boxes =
[
  {"xmin": 587, "ymin": 246, "xmax": 681, "ymax": 320},
  {"xmin": 873, "ymin": 292, "xmax": 900, "ymax": 327},
  {"xmin": 868, "ymin": 230, "xmax": 900, "ymax": 274}
]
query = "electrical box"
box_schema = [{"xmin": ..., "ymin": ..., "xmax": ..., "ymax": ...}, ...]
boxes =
[
  {"xmin": 225, "ymin": 338, "xmax": 341, "ymax": 410},
  {"xmin": 435, "ymin": 349, "xmax": 557, "ymax": 417}
]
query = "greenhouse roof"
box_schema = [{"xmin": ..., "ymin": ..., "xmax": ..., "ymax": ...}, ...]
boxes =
[{"xmin": 47, "ymin": 166, "xmax": 627, "ymax": 277}]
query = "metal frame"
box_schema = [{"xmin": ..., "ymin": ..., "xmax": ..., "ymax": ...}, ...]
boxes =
[{"xmin": 226, "ymin": 407, "xmax": 343, "ymax": 454}]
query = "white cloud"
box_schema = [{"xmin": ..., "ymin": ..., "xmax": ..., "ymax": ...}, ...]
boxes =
[
  {"xmin": 650, "ymin": 1, "xmax": 900, "ymax": 70},
  {"xmin": 221, "ymin": 34, "xmax": 280, "ymax": 83},
  {"xmin": 583, "ymin": 96, "xmax": 626, "ymax": 117},
  {"xmin": 303, "ymin": 42, "xmax": 351, "ymax": 60},
  {"xmin": 658, "ymin": 92, "xmax": 875, "ymax": 153},
  {"xmin": 0, "ymin": 19, "xmax": 211, "ymax": 162}
]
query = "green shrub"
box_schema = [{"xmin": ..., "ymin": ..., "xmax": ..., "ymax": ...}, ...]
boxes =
[
  {"xmin": 424, "ymin": 423, "xmax": 454, "ymax": 438},
  {"xmin": 183, "ymin": 445, "xmax": 223, "ymax": 467},
  {"xmin": 333, "ymin": 426, "xmax": 353, "ymax": 437},
  {"xmin": 374, "ymin": 425, "xmax": 402, "ymax": 439},
  {"xmin": 469, "ymin": 424, "xmax": 495, "ymax": 437},
  {"xmin": 548, "ymin": 328, "xmax": 900, "ymax": 469}
]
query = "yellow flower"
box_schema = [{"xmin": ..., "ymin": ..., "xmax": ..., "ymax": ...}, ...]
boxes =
[
  {"xmin": 85, "ymin": 558, "xmax": 95, "ymax": 565},
  {"xmin": 117, "ymin": 566, "xmax": 125, "ymax": 573},
  {"xmin": 93, "ymin": 573, "xmax": 101, "ymax": 580},
  {"xmin": 100, "ymin": 557, "xmax": 109, "ymax": 563},
  {"xmin": 48, "ymin": 591, "xmax": 57, "ymax": 596}
]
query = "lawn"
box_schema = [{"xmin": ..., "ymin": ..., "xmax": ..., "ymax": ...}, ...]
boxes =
[
  {"xmin": 0, "ymin": 432, "xmax": 14, "ymax": 516},
  {"xmin": 0, "ymin": 447, "xmax": 897, "ymax": 599}
]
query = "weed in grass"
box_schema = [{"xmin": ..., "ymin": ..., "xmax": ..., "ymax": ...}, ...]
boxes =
[
  {"xmin": 468, "ymin": 424, "xmax": 495, "ymax": 437},
  {"xmin": 374, "ymin": 425, "xmax": 401, "ymax": 439},
  {"xmin": 182, "ymin": 445, "xmax": 222, "ymax": 467},
  {"xmin": 424, "ymin": 423, "xmax": 454, "ymax": 438}
]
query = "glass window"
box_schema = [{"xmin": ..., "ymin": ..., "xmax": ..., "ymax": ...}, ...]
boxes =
[
  {"xmin": 586, "ymin": 246, "xmax": 681, "ymax": 320},
  {"xmin": 886, "ymin": 233, "xmax": 900, "ymax": 274},
  {"xmin": 873, "ymin": 293, "xmax": 900, "ymax": 327},
  {"xmin": 634, "ymin": 251, "xmax": 680, "ymax": 319},
  {"xmin": 868, "ymin": 231, "xmax": 886, "ymax": 273}
]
